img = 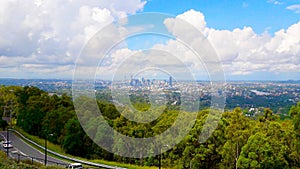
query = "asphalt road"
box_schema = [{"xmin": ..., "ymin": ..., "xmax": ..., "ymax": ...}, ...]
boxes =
[{"xmin": 0, "ymin": 130, "xmax": 68, "ymax": 167}]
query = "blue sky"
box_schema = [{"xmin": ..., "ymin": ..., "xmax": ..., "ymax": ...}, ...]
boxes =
[
  {"xmin": 0, "ymin": 0, "xmax": 299, "ymax": 80},
  {"xmin": 143, "ymin": 0, "xmax": 300, "ymax": 34}
]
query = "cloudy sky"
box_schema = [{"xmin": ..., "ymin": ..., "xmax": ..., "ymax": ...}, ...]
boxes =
[{"xmin": 0, "ymin": 0, "xmax": 299, "ymax": 80}]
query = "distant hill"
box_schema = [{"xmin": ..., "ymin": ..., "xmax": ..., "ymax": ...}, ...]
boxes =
[{"xmin": 0, "ymin": 78, "xmax": 72, "ymax": 94}]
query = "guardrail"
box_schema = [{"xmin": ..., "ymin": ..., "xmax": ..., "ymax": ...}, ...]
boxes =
[
  {"xmin": 10, "ymin": 129, "xmax": 126, "ymax": 169},
  {"xmin": 11, "ymin": 150, "xmax": 67, "ymax": 167}
]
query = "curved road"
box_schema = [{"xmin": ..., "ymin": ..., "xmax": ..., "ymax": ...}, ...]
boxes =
[{"xmin": 0, "ymin": 131, "xmax": 68, "ymax": 167}]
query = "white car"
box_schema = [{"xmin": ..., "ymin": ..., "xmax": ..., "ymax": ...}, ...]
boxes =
[
  {"xmin": 2, "ymin": 141, "xmax": 13, "ymax": 149},
  {"xmin": 66, "ymin": 163, "xmax": 83, "ymax": 169}
]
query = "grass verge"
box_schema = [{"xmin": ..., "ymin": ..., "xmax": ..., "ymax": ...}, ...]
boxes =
[{"xmin": 0, "ymin": 150, "xmax": 64, "ymax": 169}]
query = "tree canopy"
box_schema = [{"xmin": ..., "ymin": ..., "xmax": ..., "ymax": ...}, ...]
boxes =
[{"xmin": 0, "ymin": 85, "xmax": 299, "ymax": 168}]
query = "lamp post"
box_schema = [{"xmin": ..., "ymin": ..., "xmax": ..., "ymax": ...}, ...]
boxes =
[
  {"xmin": 6, "ymin": 123, "xmax": 9, "ymax": 156},
  {"xmin": 158, "ymin": 144, "xmax": 170, "ymax": 169},
  {"xmin": 159, "ymin": 153, "xmax": 161, "ymax": 169},
  {"xmin": 6, "ymin": 100, "xmax": 13, "ymax": 156},
  {"xmin": 44, "ymin": 133, "xmax": 53, "ymax": 165},
  {"xmin": 4, "ymin": 105, "xmax": 9, "ymax": 156},
  {"xmin": 3, "ymin": 89, "xmax": 14, "ymax": 157}
]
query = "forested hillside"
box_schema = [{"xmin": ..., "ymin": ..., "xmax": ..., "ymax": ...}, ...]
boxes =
[{"xmin": 0, "ymin": 85, "xmax": 300, "ymax": 168}]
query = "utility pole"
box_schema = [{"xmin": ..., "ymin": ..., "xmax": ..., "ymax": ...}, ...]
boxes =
[
  {"xmin": 4, "ymin": 89, "xmax": 14, "ymax": 157},
  {"xmin": 45, "ymin": 133, "xmax": 53, "ymax": 165},
  {"xmin": 6, "ymin": 123, "xmax": 9, "ymax": 156},
  {"xmin": 158, "ymin": 144, "xmax": 170, "ymax": 169},
  {"xmin": 44, "ymin": 136, "xmax": 47, "ymax": 165},
  {"xmin": 3, "ymin": 104, "xmax": 9, "ymax": 156},
  {"xmin": 159, "ymin": 152, "xmax": 161, "ymax": 169},
  {"xmin": 6, "ymin": 101, "xmax": 12, "ymax": 156}
]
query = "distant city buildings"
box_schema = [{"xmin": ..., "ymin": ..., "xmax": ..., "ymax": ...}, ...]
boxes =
[
  {"xmin": 1, "ymin": 78, "xmax": 299, "ymax": 114},
  {"xmin": 129, "ymin": 76, "xmax": 174, "ymax": 88}
]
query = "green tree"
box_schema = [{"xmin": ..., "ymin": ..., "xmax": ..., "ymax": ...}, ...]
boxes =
[
  {"xmin": 220, "ymin": 108, "xmax": 252, "ymax": 169},
  {"xmin": 289, "ymin": 102, "xmax": 300, "ymax": 167},
  {"xmin": 290, "ymin": 102, "xmax": 300, "ymax": 138},
  {"xmin": 238, "ymin": 122, "xmax": 290, "ymax": 169},
  {"xmin": 62, "ymin": 117, "xmax": 86, "ymax": 156},
  {"xmin": 41, "ymin": 107, "xmax": 75, "ymax": 144},
  {"xmin": 0, "ymin": 119, "xmax": 8, "ymax": 130},
  {"xmin": 238, "ymin": 132, "xmax": 270, "ymax": 168}
]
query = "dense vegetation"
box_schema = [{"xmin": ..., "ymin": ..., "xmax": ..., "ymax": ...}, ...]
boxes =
[{"xmin": 0, "ymin": 85, "xmax": 300, "ymax": 168}]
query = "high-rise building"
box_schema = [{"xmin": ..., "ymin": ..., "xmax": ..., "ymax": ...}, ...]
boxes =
[{"xmin": 169, "ymin": 76, "xmax": 173, "ymax": 87}]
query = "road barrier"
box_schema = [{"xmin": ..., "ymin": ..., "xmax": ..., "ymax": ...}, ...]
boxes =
[
  {"xmin": 11, "ymin": 150, "xmax": 67, "ymax": 166},
  {"xmin": 10, "ymin": 129, "xmax": 126, "ymax": 169}
]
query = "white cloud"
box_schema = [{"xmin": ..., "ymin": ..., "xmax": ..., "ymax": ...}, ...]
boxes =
[
  {"xmin": 176, "ymin": 9, "xmax": 207, "ymax": 33},
  {"xmin": 286, "ymin": 4, "xmax": 300, "ymax": 14},
  {"xmin": 160, "ymin": 10, "xmax": 300, "ymax": 78},
  {"xmin": 0, "ymin": 0, "xmax": 146, "ymax": 78},
  {"xmin": 99, "ymin": 9, "xmax": 300, "ymax": 80},
  {"xmin": 267, "ymin": 0, "xmax": 283, "ymax": 5},
  {"xmin": 1, "ymin": 3, "xmax": 299, "ymax": 80}
]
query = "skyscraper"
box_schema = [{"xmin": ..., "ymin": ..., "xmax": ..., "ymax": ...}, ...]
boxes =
[{"xmin": 169, "ymin": 76, "xmax": 173, "ymax": 87}]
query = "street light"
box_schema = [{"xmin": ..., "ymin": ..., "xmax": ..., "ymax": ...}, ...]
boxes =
[
  {"xmin": 44, "ymin": 133, "xmax": 53, "ymax": 165},
  {"xmin": 159, "ymin": 144, "xmax": 170, "ymax": 169},
  {"xmin": 4, "ymin": 105, "xmax": 9, "ymax": 156},
  {"xmin": 2, "ymin": 89, "xmax": 14, "ymax": 157},
  {"xmin": 5, "ymin": 100, "xmax": 13, "ymax": 156}
]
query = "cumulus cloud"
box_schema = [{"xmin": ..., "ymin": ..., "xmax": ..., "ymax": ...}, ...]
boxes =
[
  {"xmin": 156, "ymin": 10, "xmax": 300, "ymax": 78},
  {"xmin": 176, "ymin": 9, "xmax": 207, "ymax": 33},
  {"xmin": 93, "ymin": 9, "xmax": 300, "ymax": 80},
  {"xmin": 1, "ymin": 2, "xmax": 299, "ymax": 80},
  {"xmin": 0, "ymin": 0, "xmax": 146, "ymax": 78}
]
